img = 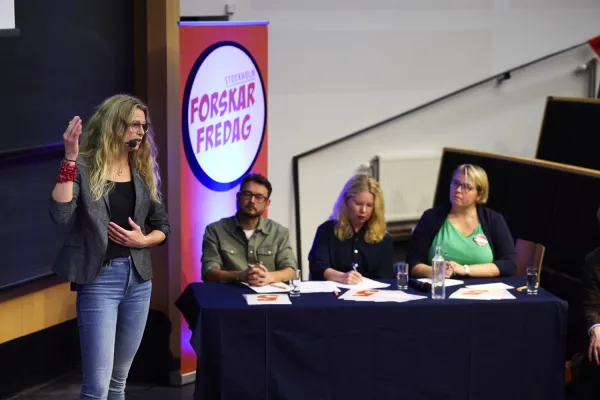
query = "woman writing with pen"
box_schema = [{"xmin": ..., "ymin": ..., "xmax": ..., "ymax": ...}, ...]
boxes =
[{"xmin": 308, "ymin": 174, "xmax": 395, "ymax": 284}]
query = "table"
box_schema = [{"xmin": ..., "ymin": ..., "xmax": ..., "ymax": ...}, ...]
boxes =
[{"xmin": 176, "ymin": 277, "xmax": 568, "ymax": 400}]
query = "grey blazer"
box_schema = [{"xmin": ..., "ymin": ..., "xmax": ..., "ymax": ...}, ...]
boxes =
[{"xmin": 50, "ymin": 158, "xmax": 170, "ymax": 284}]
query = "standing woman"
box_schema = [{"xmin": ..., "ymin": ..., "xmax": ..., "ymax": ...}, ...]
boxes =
[{"xmin": 50, "ymin": 94, "xmax": 169, "ymax": 399}]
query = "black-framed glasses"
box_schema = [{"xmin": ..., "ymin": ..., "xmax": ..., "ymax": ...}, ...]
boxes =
[
  {"xmin": 450, "ymin": 179, "xmax": 475, "ymax": 192},
  {"xmin": 238, "ymin": 191, "xmax": 268, "ymax": 203},
  {"xmin": 124, "ymin": 121, "xmax": 149, "ymax": 133}
]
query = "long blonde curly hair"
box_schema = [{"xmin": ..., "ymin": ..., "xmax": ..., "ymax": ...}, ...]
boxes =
[
  {"xmin": 79, "ymin": 94, "xmax": 162, "ymax": 202},
  {"xmin": 330, "ymin": 174, "xmax": 386, "ymax": 243}
]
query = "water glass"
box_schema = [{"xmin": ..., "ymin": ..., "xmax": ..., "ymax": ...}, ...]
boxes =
[
  {"xmin": 526, "ymin": 266, "xmax": 539, "ymax": 295},
  {"xmin": 290, "ymin": 269, "xmax": 301, "ymax": 297},
  {"xmin": 395, "ymin": 262, "xmax": 409, "ymax": 290}
]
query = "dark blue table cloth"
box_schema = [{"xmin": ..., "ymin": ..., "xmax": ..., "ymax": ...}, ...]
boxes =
[{"xmin": 176, "ymin": 276, "xmax": 568, "ymax": 400}]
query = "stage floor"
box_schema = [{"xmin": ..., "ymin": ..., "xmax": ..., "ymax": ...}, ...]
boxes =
[{"xmin": 8, "ymin": 370, "xmax": 195, "ymax": 400}]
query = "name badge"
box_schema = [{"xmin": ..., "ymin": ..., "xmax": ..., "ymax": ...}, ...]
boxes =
[{"xmin": 473, "ymin": 234, "xmax": 488, "ymax": 246}]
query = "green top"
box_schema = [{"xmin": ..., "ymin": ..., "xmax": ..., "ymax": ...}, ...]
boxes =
[
  {"xmin": 428, "ymin": 219, "xmax": 494, "ymax": 265},
  {"xmin": 201, "ymin": 215, "xmax": 298, "ymax": 276}
]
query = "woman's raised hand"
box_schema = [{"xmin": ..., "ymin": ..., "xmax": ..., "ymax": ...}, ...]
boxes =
[{"xmin": 64, "ymin": 116, "xmax": 82, "ymax": 160}]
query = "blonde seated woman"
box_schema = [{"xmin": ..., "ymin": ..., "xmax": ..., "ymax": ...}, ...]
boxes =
[
  {"xmin": 308, "ymin": 174, "xmax": 394, "ymax": 285},
  {"xmin": 407, "ymin": 164, "xmax": 516, "ymax": 279}
]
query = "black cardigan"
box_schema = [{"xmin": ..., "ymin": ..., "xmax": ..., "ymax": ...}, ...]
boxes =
[
  {"xmin": 308, "ymin": 220, "xmax": 395, "ymax": 280},
  {"xmin": 406, "ymin": 204, "xmax": 516, "ymax": 276}
]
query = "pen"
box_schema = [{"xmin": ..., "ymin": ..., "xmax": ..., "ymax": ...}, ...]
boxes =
[
  {"xmin": 351, "ymin": 263, "xmax": 362, "ymax": 282},
  {"xmin": 270, "ymin": 283, "xmax": 288, "ymax": 290}
]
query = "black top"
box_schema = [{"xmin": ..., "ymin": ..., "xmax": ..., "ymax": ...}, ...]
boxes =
[
  {"xmin": 406, "ymin": 204, "xmax": 516, "ymax": 276},
  {"xmin": 51, "ymin": 158, "xmax": 170, "ymax": 285},
  {"xmin": 104, "ymin": 180, "xmax": 135, "ymax": 261},
  {"xmin": 308, "ymin": 219, "xmax": 395, "ymax": 280}
]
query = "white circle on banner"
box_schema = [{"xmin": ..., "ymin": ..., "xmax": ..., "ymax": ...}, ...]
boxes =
[{"xmin": 184, "ymin": 43, "xmax": 265, "ymax": 187}]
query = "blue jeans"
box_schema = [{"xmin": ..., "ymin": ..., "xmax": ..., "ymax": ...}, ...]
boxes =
[{"xmin": 76, "ymin": 256, "xmax": 151, "ymax": 400}]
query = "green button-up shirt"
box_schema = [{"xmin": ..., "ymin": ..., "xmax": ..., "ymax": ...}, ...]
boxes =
[{"xmin": 201, "ymin": 215, "xmax": 298, "ymax": 276}]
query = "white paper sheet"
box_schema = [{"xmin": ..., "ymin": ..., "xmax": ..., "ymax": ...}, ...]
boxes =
[
  {"xmin": 449, "ymin": 288, "xmax": 516, "ymax": 300},
  {"xmin": 339, "ymin": 289, "xmax": 426, "ymax": 303},
  {"xmin": 417, "ymin": 278, "xmax": 464, "ymax": 287},
  {"xmin": 299, "ymin": 281, "xmax": 340, "ymax": 293},
  {"xmin": 465, "ymin": 282, "xmax": 514, "ymax": 290},
  {"xmin": 334, "ymin": 277, "xmax": 390, "ymax": 290},
  {"xmin": 243, "ymin": 293, "xmax": 292, "ymax": 305},
  {"xmin": 242, "ymin": 282, "xmax": 291, "ymax": 293}
]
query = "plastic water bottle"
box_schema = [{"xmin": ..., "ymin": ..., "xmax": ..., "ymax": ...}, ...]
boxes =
[{"xmin": 431, "ymin": 246, "xmax": 446, "ymax": 300}]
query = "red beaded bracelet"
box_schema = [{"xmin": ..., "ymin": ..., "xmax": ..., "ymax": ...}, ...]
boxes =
[{"xmin": 57, "ymin": 159, "xmax": 78, "ymax": 183}]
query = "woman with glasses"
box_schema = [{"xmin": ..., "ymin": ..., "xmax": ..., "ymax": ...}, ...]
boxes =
[
  {"xmin": 308, "ymin": 174, "xmax": 394, "ymax": 284},
  {"xmin": 407, "ymin": 164, "xmax": 515, "ymax": 278},
  {"xmin": 50, "ymin": 94, "xmax": 169, "ymax": 399}
]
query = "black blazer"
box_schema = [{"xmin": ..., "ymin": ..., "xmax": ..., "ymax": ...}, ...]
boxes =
[
  {"xmin": 406, "ymin": 204, "xmax": 516, "ymax": 276},
  {"xmin": 49, "ymin": 158, "xmax": 170, "ymax": 284},
  {"xmin": 583, "ymin": 246, "xmax": 600, "ymax": 330}
]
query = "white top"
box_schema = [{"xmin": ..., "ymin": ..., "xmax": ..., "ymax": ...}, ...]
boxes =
[{"xmin": 243, "ymin": 229, "xmax": 255, "ymax": 240}]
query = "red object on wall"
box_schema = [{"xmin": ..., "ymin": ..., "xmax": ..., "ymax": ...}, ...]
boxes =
[{"xmin": 588, "ymin": 35, "xmax": 600, "ymax": 57}]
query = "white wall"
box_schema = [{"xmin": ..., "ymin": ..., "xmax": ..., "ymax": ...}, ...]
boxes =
[
  {"xmin": 295, "ymin": 45, "xmax": 594, "ymax": 275},
  {"xmin": 0, "ymin": 0, "xmax": 15, "ymax": 30},
  {"xmin": 181, "ymin": 0, "xmax": 600, "ymax": 271},
  {"xmin": 377, "ymin": 154, "xmax": 442, "ymax": 223}
]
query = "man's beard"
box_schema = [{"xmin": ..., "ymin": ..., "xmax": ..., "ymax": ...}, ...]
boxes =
[{"xmin": 238, "ymin": 205, "xmax": 261, "ymax": 218}]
